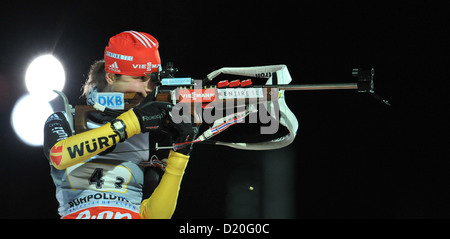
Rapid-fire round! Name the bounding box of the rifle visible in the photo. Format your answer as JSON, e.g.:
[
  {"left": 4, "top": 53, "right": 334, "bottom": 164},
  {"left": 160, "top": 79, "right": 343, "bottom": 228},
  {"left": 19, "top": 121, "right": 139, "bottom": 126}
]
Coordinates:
[{"left": 54, "top": 63, "right": 389, "bottom": 151}]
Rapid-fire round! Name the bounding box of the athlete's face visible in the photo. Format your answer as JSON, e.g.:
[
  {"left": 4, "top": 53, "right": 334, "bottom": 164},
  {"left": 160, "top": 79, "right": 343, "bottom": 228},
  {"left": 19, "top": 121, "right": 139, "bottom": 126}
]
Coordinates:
[{"left": 106, "top": 73, "right": 156, "bottom": 97}]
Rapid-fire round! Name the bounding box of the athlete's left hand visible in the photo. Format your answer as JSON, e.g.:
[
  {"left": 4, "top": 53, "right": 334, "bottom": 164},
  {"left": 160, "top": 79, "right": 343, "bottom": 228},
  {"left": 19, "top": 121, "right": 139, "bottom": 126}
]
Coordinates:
[{"left": 167, "top": 105, "right": 197, "bottom": 156}]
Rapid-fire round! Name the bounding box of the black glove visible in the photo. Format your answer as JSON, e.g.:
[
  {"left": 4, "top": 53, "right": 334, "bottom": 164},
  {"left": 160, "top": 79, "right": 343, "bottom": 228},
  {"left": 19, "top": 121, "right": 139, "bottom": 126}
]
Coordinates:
[
  {"left": 167, "top": 105, "right": 197, "bottom": 155},
  {"left": 133, "top": 94, "right": 173, "bottom": 133}
]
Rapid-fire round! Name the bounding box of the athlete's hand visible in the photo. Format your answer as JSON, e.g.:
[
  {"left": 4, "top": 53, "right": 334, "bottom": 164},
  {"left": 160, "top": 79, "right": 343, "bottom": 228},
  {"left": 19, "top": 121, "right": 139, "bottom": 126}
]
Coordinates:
[
  {"left": 133, "top": 94, "right": 173, "bottom": 133},
  {"left": 167, "top": 105, "right": 197, "bottom": 156}
]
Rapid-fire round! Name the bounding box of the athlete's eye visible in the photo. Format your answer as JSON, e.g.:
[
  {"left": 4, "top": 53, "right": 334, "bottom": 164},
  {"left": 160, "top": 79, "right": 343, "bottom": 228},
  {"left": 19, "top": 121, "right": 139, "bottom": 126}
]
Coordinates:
[{"left": 133, "top": 76, "right": 149, "bottom": 82}]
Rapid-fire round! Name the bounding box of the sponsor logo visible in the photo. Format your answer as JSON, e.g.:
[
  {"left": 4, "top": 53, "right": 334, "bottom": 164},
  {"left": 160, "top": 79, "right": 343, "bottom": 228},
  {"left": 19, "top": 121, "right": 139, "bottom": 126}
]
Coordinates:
[
  {"left": 63, "top": 206, "right": 140, "bottom": 219},
  {"left": 95, "top": 92, "right": 124, "bottom": 110},
  {"left": 108, "top": 62, "right": 120, "bottom": 72},
  {"left": 67, "top": 134, "right": 119, "bottom": 159},
  {"left": 255, "top": 72, "right": 272, "bottom": 78},
  {"left": 132, "top": 63, "right": 148, "bottom": 69},
  {"left": 63, "top": 193, "right": 139, "bottom": 219},
  {"left": 148, "top": 62, "right": 160, "bottom": 71},
  {"left": 178, "top": 89, "right": 216, "bottom": 103},
  {"left": 106, "top": 51, "right": 133, "bottom": 61},
  {"left": 68, "top": 192, "right": 130, "bottom": 208},
  {"left": 217, "top": 88, "right": 264, "bottom": 99},
  {"left": 50, "top": 146, "right": 63, "bottom": 166},
  {"left": 132, "top": 62, "right": 160, "bottom": 71}
]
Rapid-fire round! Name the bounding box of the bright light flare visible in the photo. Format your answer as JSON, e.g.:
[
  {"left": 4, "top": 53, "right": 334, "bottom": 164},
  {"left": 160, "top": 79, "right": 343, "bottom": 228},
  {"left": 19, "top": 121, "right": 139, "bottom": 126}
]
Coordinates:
[
  {"left": 11, "top": 94, "right": 54, "bottom": 146},
  {"left": 25, "top": 54, "right": 65, "bottom": 101}
]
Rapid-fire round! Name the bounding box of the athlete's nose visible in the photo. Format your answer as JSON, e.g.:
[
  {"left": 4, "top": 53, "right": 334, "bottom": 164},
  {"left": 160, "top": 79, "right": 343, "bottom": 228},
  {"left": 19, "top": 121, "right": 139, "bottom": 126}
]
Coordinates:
[
  {"left": 146, "top": 78, "right": 156, "bottom": 93},
  {"left": 145, "top": 81, "right": 152, "bottom": 92}
]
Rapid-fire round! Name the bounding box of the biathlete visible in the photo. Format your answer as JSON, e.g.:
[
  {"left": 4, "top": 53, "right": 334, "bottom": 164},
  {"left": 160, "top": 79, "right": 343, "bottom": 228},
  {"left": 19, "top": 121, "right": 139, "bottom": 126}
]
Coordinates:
[{"left": 43, "top": 30, "right": 194, "bottom": 219}]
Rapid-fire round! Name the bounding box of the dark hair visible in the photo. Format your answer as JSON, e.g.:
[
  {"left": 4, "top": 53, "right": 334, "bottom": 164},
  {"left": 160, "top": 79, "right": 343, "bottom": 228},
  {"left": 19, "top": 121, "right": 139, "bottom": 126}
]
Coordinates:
[{"left": 81, "top": 60, "right": 108, "bottom": 98}]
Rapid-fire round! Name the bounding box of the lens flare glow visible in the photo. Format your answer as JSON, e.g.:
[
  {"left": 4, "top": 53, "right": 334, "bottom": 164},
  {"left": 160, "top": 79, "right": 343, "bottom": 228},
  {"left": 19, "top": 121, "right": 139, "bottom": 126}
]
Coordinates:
[
  {"left": 25, "top": 54, "right": 65, "bottom": 101},
  {"left": 11, "top": 94, "right": 54, "bottom": 146}
]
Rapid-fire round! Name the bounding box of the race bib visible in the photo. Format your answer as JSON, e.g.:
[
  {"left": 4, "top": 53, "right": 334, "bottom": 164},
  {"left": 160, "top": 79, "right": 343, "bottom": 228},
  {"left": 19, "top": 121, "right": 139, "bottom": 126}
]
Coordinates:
[{"left": 66, "top": 162, "right": 132, "bottom": 193}]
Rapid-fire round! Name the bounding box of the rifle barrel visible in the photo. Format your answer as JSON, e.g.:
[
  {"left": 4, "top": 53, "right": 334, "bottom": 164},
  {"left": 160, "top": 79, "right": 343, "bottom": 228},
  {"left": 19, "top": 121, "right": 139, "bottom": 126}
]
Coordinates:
[{"left": 262, "top": 83, "right": 358, "bottom": 91}]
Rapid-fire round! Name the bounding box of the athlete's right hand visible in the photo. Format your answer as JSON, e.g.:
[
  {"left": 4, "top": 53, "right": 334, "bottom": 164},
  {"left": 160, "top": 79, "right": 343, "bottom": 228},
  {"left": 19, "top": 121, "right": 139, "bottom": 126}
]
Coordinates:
[{"left": 133, "top": 95, "right": 173, "bottom": 133}]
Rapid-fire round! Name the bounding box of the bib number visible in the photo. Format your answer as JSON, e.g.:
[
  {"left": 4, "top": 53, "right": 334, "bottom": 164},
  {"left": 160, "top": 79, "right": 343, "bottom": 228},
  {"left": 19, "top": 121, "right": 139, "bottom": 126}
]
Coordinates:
[{"left": 67, "top": 162, "right": 132, "bottom": 193}]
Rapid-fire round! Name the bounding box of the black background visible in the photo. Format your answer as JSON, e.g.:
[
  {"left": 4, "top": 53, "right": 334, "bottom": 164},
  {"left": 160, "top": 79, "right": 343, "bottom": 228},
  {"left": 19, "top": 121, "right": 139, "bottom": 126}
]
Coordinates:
[{"left": 0, "top": 1, "right": 448, "bottom": 219}]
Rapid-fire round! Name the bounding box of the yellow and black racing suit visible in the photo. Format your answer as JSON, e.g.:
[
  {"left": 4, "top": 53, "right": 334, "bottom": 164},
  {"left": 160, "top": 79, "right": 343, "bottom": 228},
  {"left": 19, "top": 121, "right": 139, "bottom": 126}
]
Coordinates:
[{"left": 43, "top": 109, "right": 188, "bottom": 219}]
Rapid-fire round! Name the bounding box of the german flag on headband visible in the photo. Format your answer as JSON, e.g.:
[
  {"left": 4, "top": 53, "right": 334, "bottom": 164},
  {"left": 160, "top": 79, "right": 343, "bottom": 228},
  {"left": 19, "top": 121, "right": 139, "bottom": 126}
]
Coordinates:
[{"left": 104, "top": 31, "right": 161, "bottom": 76}]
